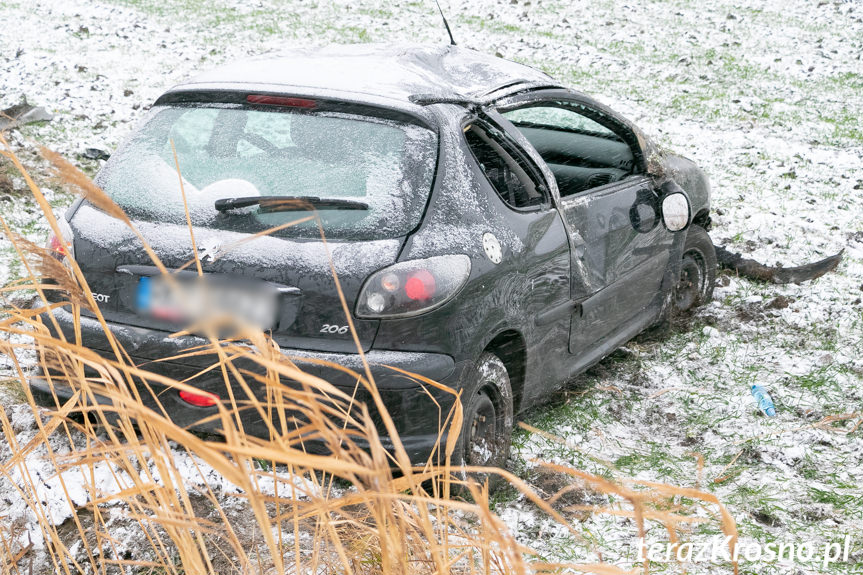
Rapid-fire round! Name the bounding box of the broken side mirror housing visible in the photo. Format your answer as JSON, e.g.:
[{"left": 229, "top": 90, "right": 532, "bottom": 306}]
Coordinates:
[{"left": 659, "top": 181, "right": 691, "bottom": 232}]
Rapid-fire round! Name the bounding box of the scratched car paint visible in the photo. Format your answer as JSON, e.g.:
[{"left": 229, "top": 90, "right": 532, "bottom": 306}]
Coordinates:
[{"left": 34, "top": 44, "right": 716, "bottom": 470}]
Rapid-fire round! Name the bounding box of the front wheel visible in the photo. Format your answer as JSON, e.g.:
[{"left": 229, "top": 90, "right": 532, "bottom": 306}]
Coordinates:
[
  {"left": 673, "top": 225, "right": 717, "bottom": 313},
  {"left": 451, "top": 352, "right": 514, "bottom": 490}
]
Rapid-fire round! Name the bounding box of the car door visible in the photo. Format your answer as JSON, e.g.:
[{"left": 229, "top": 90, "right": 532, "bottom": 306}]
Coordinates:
[
  {"left": 496, "top": 94, "right": 674, "bottom": 355},
  {"left": 457, "top": 118, "right": 574, "bottom": 395}
]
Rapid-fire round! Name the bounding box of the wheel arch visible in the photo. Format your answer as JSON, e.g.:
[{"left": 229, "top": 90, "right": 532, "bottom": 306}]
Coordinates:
[
  {"left": 482, "top": 329, "right": 527, "bottom": 413},
  {"left": 692, "top": 208, "right": 711, "bottom": 231}
]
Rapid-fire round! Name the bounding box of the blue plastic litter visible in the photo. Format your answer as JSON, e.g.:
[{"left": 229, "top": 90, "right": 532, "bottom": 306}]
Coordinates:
[{"left": 751, "top": 385, "right": 777, "bottom": 417}]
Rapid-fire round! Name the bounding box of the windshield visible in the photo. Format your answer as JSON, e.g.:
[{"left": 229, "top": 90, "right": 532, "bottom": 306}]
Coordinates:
[{"left": 95, "top": 105, "right": 438, "bottom": 240}]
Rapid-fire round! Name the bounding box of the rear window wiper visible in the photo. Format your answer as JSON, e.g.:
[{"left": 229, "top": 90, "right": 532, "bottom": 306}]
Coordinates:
[{"left": 214, "top": 196, "right": 369, "bottom": 213}]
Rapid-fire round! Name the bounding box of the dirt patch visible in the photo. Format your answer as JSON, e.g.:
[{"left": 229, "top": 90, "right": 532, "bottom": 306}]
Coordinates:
[
  {"left": 750, "top": 509, "right": 782, "bottom": 527},
  {"left": 528, "top": 467, "right": 597, "bottom": 520},
  {"left": 766, "top": 295, "right": 794, "bottom": 309}
]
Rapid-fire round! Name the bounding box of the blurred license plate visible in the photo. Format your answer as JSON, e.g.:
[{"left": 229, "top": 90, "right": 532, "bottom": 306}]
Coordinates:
[{"left": 136, "top": 275, "right": 279, "bottom": 330}]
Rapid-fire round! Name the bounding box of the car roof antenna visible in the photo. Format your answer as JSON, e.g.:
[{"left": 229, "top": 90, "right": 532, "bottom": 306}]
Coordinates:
[{"left": 434, "top": 0, "right": 457, "bottom": 45}]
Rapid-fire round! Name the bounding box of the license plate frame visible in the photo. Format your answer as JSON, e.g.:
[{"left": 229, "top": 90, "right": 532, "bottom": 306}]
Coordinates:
[{"left": 136, "top": 274, "right": 280, "bottom": 331}]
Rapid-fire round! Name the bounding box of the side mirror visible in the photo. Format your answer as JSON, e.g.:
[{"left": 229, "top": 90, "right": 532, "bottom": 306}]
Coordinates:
[
  {"left": 661, "top": 192, "right": 691, "bottom": 232},
  {"left": 659, "top": 181, "right": 691, "bottom": 232}
]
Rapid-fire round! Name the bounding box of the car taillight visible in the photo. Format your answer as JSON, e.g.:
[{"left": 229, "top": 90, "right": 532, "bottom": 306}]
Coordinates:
[
  {"left": 48, "top": 233, "right": 68, "bottom": 257},
  {"left": 46, "top": 219, "right": 75, "bottom": 261},
  {"left": 179, "top": 390, "right": 219, "bottom": 407},
  {"left": 356, "top": 255, "right": 471, "bottom": 319}
]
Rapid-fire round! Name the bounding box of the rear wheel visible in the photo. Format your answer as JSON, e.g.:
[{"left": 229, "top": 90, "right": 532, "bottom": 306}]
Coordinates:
[
  {"left": 451, "top": 352, "right": 513, "bottom": 492},
  {"left": 674, "top": 225, "right": 717, "bottom": 313}
]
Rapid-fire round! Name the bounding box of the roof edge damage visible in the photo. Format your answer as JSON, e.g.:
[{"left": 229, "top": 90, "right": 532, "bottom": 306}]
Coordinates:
[{"left": 162, "top": 44, "right": 557, "bottom": 105}]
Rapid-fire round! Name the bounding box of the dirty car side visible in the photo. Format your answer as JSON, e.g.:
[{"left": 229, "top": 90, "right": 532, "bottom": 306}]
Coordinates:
[{"left": 33, "top": 45, "right": 711, "bottom": 467}]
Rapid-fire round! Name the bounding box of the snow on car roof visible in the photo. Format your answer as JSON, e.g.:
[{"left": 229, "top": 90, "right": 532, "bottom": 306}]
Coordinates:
[{"left": 164, "top": 43, "right": 558, "bottom": 104}]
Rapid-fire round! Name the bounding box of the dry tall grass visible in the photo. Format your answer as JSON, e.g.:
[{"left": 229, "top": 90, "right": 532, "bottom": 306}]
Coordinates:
[{"left": 0, "top": 136, "right": 739, "bottom": 575}]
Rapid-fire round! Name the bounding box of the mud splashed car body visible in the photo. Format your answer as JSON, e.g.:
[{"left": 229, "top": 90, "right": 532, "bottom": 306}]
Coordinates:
[{"left": 33, "top": 44, "right": 713, "bottom": 467}]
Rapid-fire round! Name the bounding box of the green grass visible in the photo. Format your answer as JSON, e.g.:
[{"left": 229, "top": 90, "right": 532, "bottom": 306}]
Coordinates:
[
  {"left": 0, "top": 378, "right": 28, "bottom": 404},
  {"left": 808, "top": 487, "right": 859, "bottom": 513}
]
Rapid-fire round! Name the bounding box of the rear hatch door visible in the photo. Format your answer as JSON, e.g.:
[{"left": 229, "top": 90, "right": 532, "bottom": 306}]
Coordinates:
[
  {"left": 69, "top": 96, "right": 438, "bottom": 359},
  {"left": 71, "top": 205, "right": 400, "bottom": 356}
]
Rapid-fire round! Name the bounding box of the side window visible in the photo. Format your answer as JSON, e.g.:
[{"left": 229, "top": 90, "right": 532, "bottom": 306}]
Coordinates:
[
  {"left": 502, "top": 103, "right": 639, "bottom": 197},
  {"left": 505, "top": 106, "right": 615, "bottom": 138},
  {"left": 464, "top": 124, "right": 545, "bottom": 210}
]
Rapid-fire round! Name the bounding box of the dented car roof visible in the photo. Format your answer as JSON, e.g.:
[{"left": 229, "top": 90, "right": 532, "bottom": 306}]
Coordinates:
[{"left": 163, "top": 44, "right": 561, "bottom": 104}]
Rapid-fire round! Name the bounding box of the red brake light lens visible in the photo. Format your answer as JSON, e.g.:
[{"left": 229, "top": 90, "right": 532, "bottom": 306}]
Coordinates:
[
  {"left": 48, "top": 233, "right": 67, "bottom": 256},
  {"left": 404, "top": 269, "right": 436, "bottom": 301},
  {"left": 179, "top": 390, "right": 219, "bottom": 407},
  {"left": 45, "top": 220, "right": 75, "bottom": 262},
  {"left": 246, "top": 95, "right": 317, "bottom": 108}
]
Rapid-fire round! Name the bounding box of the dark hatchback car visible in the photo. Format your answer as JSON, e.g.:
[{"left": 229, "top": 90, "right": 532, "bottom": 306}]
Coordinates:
[{"left": 34, "top": 44, "right": 716, "bottom": 468}]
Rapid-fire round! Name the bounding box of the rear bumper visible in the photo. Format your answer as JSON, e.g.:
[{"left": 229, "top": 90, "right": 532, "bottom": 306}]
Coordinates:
[{"left": 32, "top": 305, "right": 466, "bottom": 464}]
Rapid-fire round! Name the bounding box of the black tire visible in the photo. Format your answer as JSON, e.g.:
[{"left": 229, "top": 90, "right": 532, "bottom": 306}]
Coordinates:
[
  {"left": 451, "top": 352, "right": 514, "bottom": 491},
  {"left": 673, "top": 225, "right": 717, "bottom": 313}
]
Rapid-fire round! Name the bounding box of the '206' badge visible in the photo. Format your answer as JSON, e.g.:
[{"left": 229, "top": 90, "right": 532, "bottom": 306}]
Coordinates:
[{"left": 320, "top": 324, "right": 349, "bottom": 335}]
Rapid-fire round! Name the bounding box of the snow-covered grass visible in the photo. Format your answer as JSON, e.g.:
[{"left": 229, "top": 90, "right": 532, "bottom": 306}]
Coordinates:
[{"left": 1, "top": 0, "right": 862, "bottom": 574}]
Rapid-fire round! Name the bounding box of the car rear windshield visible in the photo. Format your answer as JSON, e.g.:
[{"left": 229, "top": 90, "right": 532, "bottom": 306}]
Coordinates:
[{"left": 95, "top": 104, "right": 438, "bottom": 240}]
